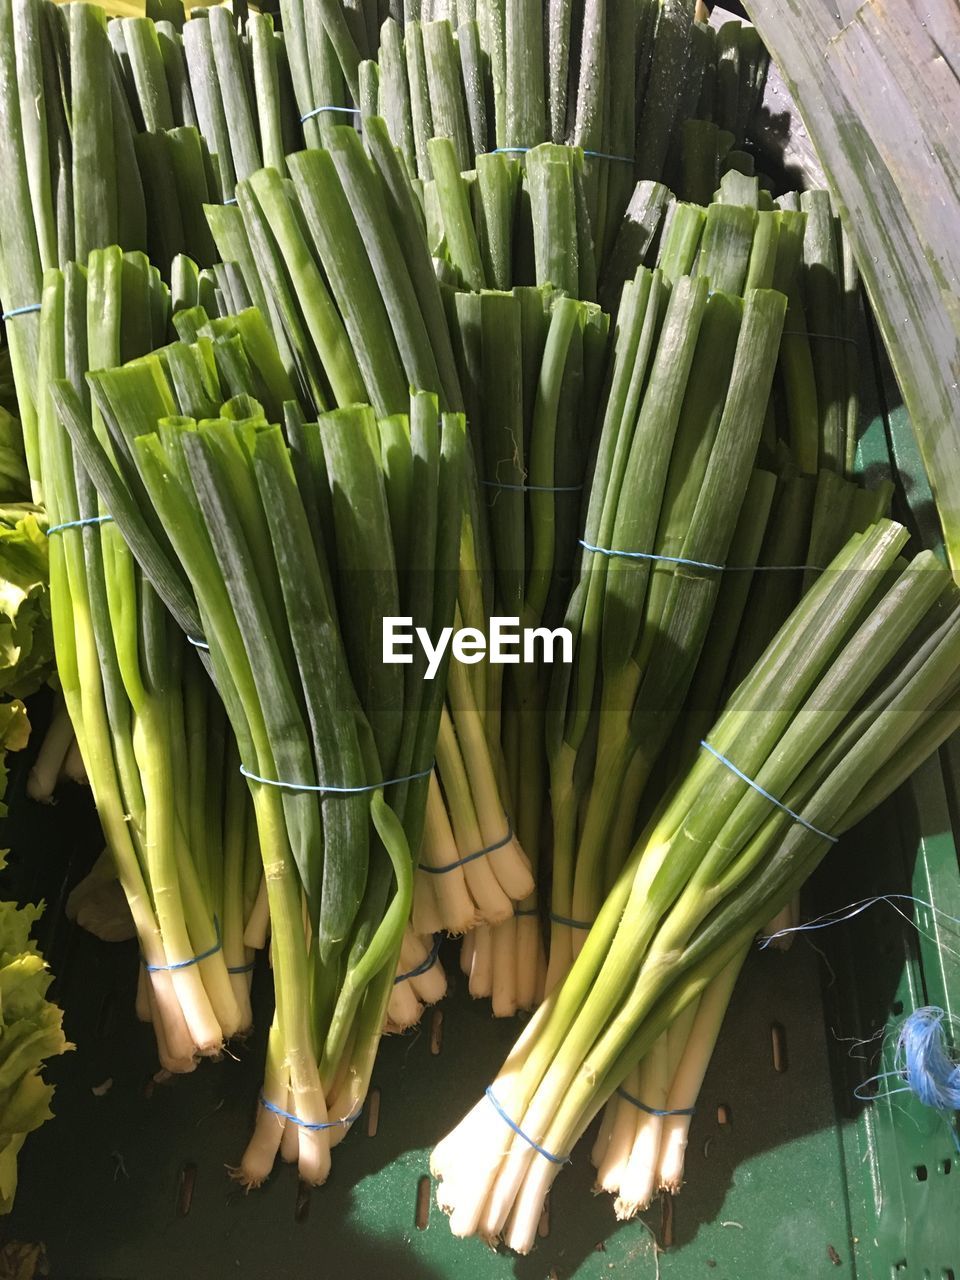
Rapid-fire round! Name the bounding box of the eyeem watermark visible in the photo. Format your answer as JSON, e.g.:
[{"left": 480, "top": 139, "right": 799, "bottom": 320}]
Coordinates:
[{"left": 383, "top": 617, "right": 573, "bottom": 680}]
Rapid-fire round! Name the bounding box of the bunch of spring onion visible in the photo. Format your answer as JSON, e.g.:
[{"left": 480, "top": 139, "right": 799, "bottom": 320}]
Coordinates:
[
  {"left": 37, "top": 250, "right": 258, "bottom": 1069},
  {"left": 543, "top": 168, "right": 867, "bottom": 981},
  {"left": 424, "top": 136, "right": 599, "bottom": 299},
  {"left": 545, "top": 203, "right": 788, "bottom": 987},
  {"left": 433, "top": 519, "right": 960, "bottom": 1249},
  {"left": 592, "top": 471, "right": 895, "bottom": 1205},
  {"left": 206, "top": 129, "right": 537, "bottom": 961},
  {"left": 54, "top": 314, "right": 465, "bottom": 1185},
  {"left": 434, "top": 282, "right": 606, "bottom": 1013},
  {"left": 361, "top": 1, "right": 767, "bottom": 261},
  {"left": 110, "top": 4, "right": 303, "bottom": 202},
  {"left": 0, "top": 0, "right": 305, "bottom": 365},
  {"left": 0, "top": 0, "right": 145, "bottom": 497}
]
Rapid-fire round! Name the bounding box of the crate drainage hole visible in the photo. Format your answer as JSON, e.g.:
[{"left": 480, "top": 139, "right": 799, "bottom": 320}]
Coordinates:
[
  {"left": 429, "top": 1009, "right": 444, "bottom": 1056},
  {"left": 294, "top": 1179, "right": 311, "bottom": 1223},
  {"left": 770, "top": 1021, "right": 788, "bottom": 1073},
  {"left": 716, "top": 1103, "right": 731, "bottom": 1126},
  {"left": 942, "top": 1269, "right": 955, "bottom": 1280},
  {"left": 176, "top": 1162, "right": 196, "bottom": 1217},
  {"left": 366, "top": 1086, "right": 381, "bottom": 1138},
  {"left": 659, "top": 1192, "right": 674, "bottom": 1249},
  {"left": 915, "top": 1164, "right": 928, "bottom": 1182},
  {"left": 538, "top": 1194, "right": 550, "bottom": 1239},
  {"left": 892, "top": 999, "right": 904, "bottom": 1015},
  {"left": 95, "top": 990, "right": 117, "bottom": 1038},
  {"left": 415, "top": 1175, "right": 431, "bottom": 1230},
  {"left": 941, "top": 1158, "right": 952, "bottom": 1176}
]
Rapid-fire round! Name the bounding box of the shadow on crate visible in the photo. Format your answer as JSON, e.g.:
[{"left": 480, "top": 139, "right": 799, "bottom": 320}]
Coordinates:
[{"left": 0, "top": 690, "right": 939, "bottom": 1279}]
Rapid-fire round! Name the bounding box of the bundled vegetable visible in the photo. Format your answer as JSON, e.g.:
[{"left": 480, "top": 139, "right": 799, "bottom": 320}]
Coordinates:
[
  {"left": 207, "top": 127, "right": 538, "bottom": 992},
  {"left": 37, "top": 250, "right": 257, "bottom": 1069},
  {"left": 363, "top": 3, "right": 767, "bottom": 260},
  {"left": 545, "top": 240, "right": 787, "bottom": 985},
  {"left": 53, "top": 315, "right": 466, "bottom": 1184},
  {"left": 433, "top": 520, "right": 960, "bottom": 1250}
]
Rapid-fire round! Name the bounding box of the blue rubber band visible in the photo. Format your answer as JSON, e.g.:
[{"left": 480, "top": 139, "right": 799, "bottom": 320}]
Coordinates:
[
  {"left": 578, "top": 539, "right": 818, "bottom": 573},
  {"left": 482, "top": 479, "right": 583, "bottom": 493},
  {"left": 144, "top": 916, "right": 222, "bottom": 972},
  {"left": 582, "top": 149, "right": 634, "bottom": 164},
  {"left": 227, "top": 960, "right": 255, "bottom": 974},
  {"left": 2, "top": 302, "right": 41, "bottom": 321},
  {"left": 239, "top": 762, "right": 432, "bottom": 795},
  {"left": 394, "top": 932, "right": 443, "bottom": 984},
  {"left": 700, "top": 740, "right": 837, "bottom": 843},
  {"left": 301, "top": 104, "right": 361, "bottom": 123},
  {"left": 484, "top": 1087, "right": 569, "bottom": 1165},
  {"left": 550, "top": 911, "right": 593, "bottom": 930},
  {"left": 187, "top": 635, "right": 210, "bottom": 651},
  {"left": 490, "top": 147, "right": 529, "bottom": 155},
  {"left": 259, "top": 1094, "right": 362, "bottom": 1131},
  {"left": 616, "top": 1086, "right": 695, "bottom": 1117},
  {"left": 419, "top": 820, "right": 513, "bottom": 875},
  {"left": 514, "top": 907, "right": 539, "bottom": 918},
  {"left": 46, "top": 514, "right": 114, "bottom": 537},
  {"left": 223, "top": 196, "right": 238, "bottom": 206}
]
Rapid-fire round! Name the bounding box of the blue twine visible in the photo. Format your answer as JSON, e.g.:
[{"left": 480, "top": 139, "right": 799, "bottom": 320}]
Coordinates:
[
  {"left": 224, "top": 197, "right": 238, "bottom": 206},
  {"left": 228, "top": 960, "right": 255, "bottom": 974},
  {"left": 760, "top": 893, "right": 960, "bottom": 950},
  {"left": 260, "top": 1094, "right": 362, "bottom": 1131},
  {"left": 2, "top": 302, "right": 41, "bottom": 321},
  {"left": 394, "top": 932, "right": 443, "bottom": 984},
  {"left": 515, "top": 907, "right": 539, "bottom": 918},
  {"left": 144, "top": 916, "right": 222, "bottom": 972},
  {"left": 583, "top": 148, "right": 634, "bottom": 164},
  {"left": 489, "top": 146, "right": 632, "bottom": 165},
  {"left": 578, "top": 538, "right": 817, "bottom": 574},
  {"left": 855, "top": 1007, "right": 960, "bottom": 1152},
  {"left": 484, "top": 1087, "right": 569, "bottom": 1165},
  {"left": 699, "top": 740, "right": 837, "bottom": 844},
  {"left": 187, "top": 635, "right": 210, "bottom": 652},
  {"left": 616, "top": 1086, "right": 696, "bottom": 1118},
  {"left": 580, "top": 538, "right": 726, "bottom": 572},
  {"left": 239, "top": 762, "right": 432, "bottom": 795},
  {"left": 46, "top": 514, "right": 114, "bottom": 537},
  {"left": 550, "top": 911, "right": 593, "bottom": 930},
  {"left": 419, "top": 820, "right": 513, "bottom": 875},
  {"left": 784, "top": 329, "right": 857, "bottom": 347},
  {"left": 482, "top": 479, "right": 583, "bottom": 494},
  {"left": 301, "top": 104, "right": 361, "bottom": 123}
]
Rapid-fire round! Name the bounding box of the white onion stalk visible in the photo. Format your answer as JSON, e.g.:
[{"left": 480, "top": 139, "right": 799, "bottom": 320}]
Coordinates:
[
  {"left": 656, "top": 948, "right": 747, "bottom": 1195},
  {"left": 60, "top": 732, "right": 88, "bottom": 784},
  {"left": 385, "top": 927, "right": 447, "bottom": 1030},
  {"left": 593, "top": 1069, "right": 640, "bottom": 1193},
  {"left": 614, "top": 997, "right": 700, "bottom": 1217},
  {"left": 26, "top": 696, "right": 73, "bottom": 802},
  {"left": 761, "top": 894, "right": 800, "bottom": 950},
  {"left": 467, "top": 923, "right": 494, "bottom": 997},
  {"left": 412, "top": 768, "right": 479, "bottom": 935}
]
